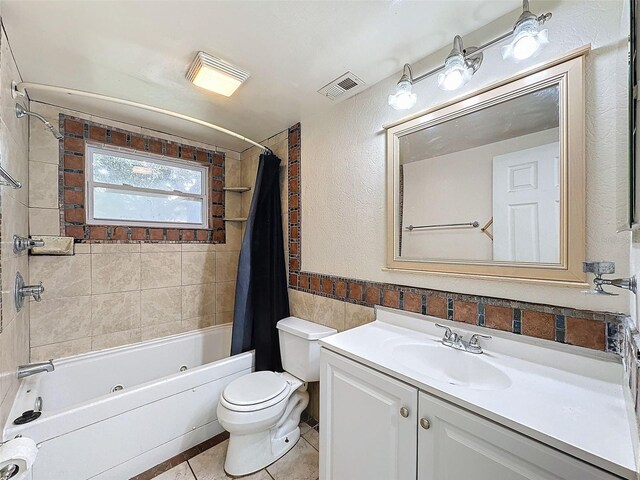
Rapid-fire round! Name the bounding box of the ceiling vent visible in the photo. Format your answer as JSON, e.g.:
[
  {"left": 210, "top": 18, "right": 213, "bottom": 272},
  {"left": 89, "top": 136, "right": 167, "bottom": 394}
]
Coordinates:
[{"left": 318, "top": 72, "right": 365, "bottom": 101}]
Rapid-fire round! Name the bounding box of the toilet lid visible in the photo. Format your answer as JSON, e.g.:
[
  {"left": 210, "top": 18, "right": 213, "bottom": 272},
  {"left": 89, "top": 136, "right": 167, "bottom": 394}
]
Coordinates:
[{"left": 222, "top": 371, "right": 290, "bottom": 407}]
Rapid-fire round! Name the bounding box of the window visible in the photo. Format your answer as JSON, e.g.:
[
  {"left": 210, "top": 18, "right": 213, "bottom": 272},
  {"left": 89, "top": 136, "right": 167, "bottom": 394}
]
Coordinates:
[{"left": 85, "top": 144, "right": 209, "bottom": 229}]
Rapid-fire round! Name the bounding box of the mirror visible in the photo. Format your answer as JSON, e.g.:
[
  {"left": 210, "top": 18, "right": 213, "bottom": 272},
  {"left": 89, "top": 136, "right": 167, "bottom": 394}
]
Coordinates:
[{"left": 386, "top": 54, "right": 586, "bottom": 285}]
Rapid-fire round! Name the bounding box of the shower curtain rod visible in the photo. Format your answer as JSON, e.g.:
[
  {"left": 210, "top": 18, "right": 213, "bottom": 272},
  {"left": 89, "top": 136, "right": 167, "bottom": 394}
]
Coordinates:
[{"left": 12, "top": 81, "right": 272, "bottom": 153}]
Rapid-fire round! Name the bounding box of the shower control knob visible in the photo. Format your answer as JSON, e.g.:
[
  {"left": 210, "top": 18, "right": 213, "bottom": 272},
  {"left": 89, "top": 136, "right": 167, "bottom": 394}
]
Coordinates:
[
  {"left": 420, "top": 418, "right": 431, "bottom": 430},
  {"left": 400, "top": 407, "right": 409, "bottom": 418}
]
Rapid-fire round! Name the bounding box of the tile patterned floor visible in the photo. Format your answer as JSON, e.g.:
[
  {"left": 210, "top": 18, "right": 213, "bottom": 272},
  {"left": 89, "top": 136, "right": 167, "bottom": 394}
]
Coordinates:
[{"left": 151, "top": 422, "right": 320, "bottom": 480}]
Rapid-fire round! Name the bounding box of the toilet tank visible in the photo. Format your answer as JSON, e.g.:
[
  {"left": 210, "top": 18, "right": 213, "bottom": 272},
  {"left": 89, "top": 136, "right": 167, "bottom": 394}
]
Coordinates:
[{"left": 277, "top": 317, "right": 337, "bottom": 382}]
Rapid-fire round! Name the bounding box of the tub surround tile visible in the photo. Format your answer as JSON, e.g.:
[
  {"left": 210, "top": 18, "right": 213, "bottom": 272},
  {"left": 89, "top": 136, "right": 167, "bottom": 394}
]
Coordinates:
[
  {"left": 91, "top": 328, "right": 142, "bottom": 351},
  {"left": 215, "top": 312, "right": 233, "bottom": 325},
  {"left": 141, "top": 243, "right": 182, "bottom": 253},
  {"left": 215, "top": 282, "right": 236, "bottom": 314},
  {"left": 182, "top": 283, "right": 216, "bottom": 319},
  {"left": 29, "top": 161, "right": 59, "bottom": 209},
  {"left": 215, "top": 251, "right": 239, "bottom": 283},
  {"left": 182, "top": 251, "right": 216, "bottom": 285},
  {"left": 91, "top": 291, "right": 141, "bottom": 335},
  {"left": 181, "top": 244, "right": 217, "bottom": 253},
  {"left": 30, "top": 337, "right": 92, "bottom": 362},
  {"left": 30, "top": 296, "right": 92, "bottom": 346},
  {"left": 141, "top": 322, "right": 186, "bottom": 341},
  {"left": 91, "top": 243, "right": 141, "bottom": 254},
  {"left": 142, "top": 252, "right": 182, "bottom": 289},
  {"left": 29, "top": 254, "right": 91, "bottom": 298},
  {"left": 92, "top": 253, "right": 141, "bottom": 293},
  {"left": 141, "top": 287, "right": 182, "bottom": 326},
  {"left": 29, "top": 208, "right": 61, "bottom": 236},
  {"left": 182, "top": 315, "right": 216, "bottom": 329}
]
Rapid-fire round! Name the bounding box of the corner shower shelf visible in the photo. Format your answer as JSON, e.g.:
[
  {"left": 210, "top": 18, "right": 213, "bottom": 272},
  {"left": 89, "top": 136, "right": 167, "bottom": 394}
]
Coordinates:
[
  {"left": 224, "top": 186, "right": 251, "bottom": 192},
  {"left": 224, "top": 218, "right": 248, "bottom": 222}
]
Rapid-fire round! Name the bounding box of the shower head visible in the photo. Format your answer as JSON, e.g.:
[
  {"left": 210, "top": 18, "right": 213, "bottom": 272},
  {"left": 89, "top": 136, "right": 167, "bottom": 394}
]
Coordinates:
[{"left": 15, "top": 103, "right": 63, "bottom": 140}]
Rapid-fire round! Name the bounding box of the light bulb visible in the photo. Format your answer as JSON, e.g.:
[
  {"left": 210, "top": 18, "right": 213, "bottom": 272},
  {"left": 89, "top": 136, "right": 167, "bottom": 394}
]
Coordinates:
[
  {"left": 502, "top": 16, "right": 549, "bottom": 62},
  {"left": 437, "top": 54, "right": 472, "bottom": 91},
  {"left": 388, "top": 79, "right": 417, "bottom": 110}
]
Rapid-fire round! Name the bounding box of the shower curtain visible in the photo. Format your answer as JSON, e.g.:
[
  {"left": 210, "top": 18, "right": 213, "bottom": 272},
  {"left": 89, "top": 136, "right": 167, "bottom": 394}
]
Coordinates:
[{"left": 231, "top": 152, "right": 290, "bottom": 372}]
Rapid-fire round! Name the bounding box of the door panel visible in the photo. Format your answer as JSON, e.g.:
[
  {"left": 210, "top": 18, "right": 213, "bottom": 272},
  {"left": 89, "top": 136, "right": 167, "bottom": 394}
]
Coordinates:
[
  {"left": 320, "top": 349, "right": 417, "bottom": 480},
  {"left": 418, "top": 392, "right": 619, "bottom": 480}
]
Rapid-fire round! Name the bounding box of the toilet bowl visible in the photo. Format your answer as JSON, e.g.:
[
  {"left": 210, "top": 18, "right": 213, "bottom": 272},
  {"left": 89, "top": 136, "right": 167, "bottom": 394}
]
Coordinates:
[{"left": 217, "top": 316, "right": 336, "bottom": 476}]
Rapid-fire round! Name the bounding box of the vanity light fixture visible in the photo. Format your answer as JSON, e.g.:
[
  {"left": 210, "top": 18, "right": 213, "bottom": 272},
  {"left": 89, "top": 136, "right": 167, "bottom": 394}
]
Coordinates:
[
  {"left": 502, "top": 0, "right": 551, "bottom": 62},
  {"left": 388, "top": 64, "right": 417, "bottom": 110},
  {"left": 437, "top": 36, "right": 482, "bottom": 91},
  {"left": 386, "top": 0, "right": 552, "bottom": 107},
  {"left": 186, "top": 51, "right": 250, "bottom": 97}
]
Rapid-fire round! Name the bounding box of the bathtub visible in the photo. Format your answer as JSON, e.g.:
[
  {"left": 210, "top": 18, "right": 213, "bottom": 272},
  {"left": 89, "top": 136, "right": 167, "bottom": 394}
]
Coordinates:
[{"left": 3, "top": 324, "right": 253, "bottom": 479}]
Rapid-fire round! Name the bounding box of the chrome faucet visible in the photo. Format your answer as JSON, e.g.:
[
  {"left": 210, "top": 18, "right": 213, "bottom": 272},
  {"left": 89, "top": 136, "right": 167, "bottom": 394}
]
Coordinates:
[
  {"left": 17, "top": 360, "right": 54, "bottom": 379},
  {"left": 435, "top": 324, "right": 491, "bottom": 354}
]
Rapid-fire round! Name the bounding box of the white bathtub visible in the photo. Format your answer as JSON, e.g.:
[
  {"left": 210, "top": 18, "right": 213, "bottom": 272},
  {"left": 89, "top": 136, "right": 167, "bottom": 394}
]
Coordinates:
[{"left": 3, "top": 324, "right": 253, "bottom": 479}]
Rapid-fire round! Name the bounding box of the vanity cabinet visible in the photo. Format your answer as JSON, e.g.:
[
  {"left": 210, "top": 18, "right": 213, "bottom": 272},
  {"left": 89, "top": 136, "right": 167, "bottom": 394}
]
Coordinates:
[{"left": 320, "top": 349, "right": 621, "bottom": 480}]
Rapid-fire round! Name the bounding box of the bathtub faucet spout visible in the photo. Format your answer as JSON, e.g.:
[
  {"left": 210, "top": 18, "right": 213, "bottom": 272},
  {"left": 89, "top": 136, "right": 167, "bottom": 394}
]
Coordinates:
[{"left": 17, "top": 359, "right": 54, "bottom": 378}]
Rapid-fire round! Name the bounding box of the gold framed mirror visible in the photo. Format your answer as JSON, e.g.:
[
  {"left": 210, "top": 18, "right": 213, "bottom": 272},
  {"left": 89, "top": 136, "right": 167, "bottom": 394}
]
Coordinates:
[{"left": 386, "top": 52, "right": 586, "bottom": 285}]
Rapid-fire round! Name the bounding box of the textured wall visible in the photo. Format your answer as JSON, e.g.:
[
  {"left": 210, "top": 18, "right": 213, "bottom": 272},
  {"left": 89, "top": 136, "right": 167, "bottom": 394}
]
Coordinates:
[
  {"left": 300, "top": 1, "right": 631, "bottom": 314},
  {"left": 0, "top": 25, "right": 30, "bottom": 427},
  {"left": 27, "top": 103, "right": 243, "bottom": 360}
]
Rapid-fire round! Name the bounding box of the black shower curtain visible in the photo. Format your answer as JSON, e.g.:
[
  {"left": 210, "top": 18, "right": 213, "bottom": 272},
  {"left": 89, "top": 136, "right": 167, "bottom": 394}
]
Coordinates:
[{"left": 231, "top": 152, "right": 290, "bottom": 372}]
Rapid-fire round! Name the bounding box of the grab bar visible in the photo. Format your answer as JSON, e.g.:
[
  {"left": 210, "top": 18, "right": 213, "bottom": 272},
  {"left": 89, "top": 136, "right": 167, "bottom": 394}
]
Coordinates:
[
  {"left": 0, "top": 165, "right": 22, "bottom": 189},
  {"left": 406, "top": 221, "right": 479, "bottom": 231}
]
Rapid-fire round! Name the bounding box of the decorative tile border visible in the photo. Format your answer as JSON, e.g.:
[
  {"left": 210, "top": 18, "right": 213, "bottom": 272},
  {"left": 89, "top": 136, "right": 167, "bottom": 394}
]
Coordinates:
[
  {"left": 286, "top": 122, "right": 624, "bottom": 353},
  {"left": 59, "top": 114, "right": 225, "bottom": 243}
]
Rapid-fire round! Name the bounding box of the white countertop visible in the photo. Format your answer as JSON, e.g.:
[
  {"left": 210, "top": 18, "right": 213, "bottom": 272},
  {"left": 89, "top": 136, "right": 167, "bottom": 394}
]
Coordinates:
[{"left": 319, "top": 307, "right": 639, "bottom": 479}]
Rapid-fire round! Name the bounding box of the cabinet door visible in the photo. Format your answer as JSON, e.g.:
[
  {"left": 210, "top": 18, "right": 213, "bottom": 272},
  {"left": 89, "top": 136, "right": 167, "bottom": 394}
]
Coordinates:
[
  {"left": 418, "top": 392, "right": 619, "bottom": 480},
  {"left": 320, "top": 349, "right": 418, "bottom": 480}
]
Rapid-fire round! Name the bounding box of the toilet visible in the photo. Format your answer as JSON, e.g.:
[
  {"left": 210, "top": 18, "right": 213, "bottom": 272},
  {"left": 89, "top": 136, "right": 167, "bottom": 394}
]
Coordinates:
[{"left": 217, "top": 316, "right": 337, "bottom": 476}]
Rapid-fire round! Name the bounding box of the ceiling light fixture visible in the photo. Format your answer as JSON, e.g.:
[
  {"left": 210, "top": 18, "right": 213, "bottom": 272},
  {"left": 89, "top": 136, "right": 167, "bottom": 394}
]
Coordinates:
[
  {"left": 387, "top": 0, "right": 551, "bottom": 108},
  {"left": 388, "top": 64, "right": 417, "bottom": 110},
  {"left": 186, "top": 51, "right": 250, "bottom": 97},
  {"left": 502, "top": 0, "right": 551, "bottom": 62},
  {"left": 437, "top": 36, "right": 482, "bottom": 91}
]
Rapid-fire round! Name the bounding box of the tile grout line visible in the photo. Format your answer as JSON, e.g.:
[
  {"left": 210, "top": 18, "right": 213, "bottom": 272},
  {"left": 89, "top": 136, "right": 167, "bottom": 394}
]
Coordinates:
[{"left": 186, "top": 458, "right": 198, "bottom": 480}]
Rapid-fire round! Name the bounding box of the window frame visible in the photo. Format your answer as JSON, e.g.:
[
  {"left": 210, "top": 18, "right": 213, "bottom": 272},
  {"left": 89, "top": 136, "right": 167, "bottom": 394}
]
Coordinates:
[{"left": 85, "top": 143, "right": 210, "bottom": 230}]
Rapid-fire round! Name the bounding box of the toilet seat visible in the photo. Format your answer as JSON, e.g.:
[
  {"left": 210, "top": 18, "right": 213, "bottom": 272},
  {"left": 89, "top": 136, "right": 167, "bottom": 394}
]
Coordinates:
[{"left": 221, "top": 371, "right": 292, "bottom": 412}]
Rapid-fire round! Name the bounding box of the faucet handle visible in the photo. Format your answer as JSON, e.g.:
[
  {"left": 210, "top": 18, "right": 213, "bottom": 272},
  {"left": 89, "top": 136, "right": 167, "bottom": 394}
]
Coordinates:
[
  {"left": 435, "top": 323, "right": 452, "bottom": 340},
  {"left": 469, "top": 333, "right": 492, "bottom": 346}
]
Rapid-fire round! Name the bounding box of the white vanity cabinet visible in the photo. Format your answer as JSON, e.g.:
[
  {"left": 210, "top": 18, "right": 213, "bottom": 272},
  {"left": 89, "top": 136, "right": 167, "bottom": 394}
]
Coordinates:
[{"left": 320, "top": 348, "right": 622, "bottom": 480}]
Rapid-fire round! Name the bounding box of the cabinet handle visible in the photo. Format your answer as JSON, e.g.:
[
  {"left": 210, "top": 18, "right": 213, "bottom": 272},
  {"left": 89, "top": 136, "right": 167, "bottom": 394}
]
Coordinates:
[
  {"left": 400, "top": 407, "right": 409, "bottom": 418},
  {"left": 420, "top": 418, "right": 431, "bottom": 430}
]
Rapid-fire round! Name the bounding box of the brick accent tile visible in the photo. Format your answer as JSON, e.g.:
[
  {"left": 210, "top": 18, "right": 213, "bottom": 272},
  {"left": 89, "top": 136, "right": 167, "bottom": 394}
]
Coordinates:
[
  {"left": 148, "top": 139, "right": 163, "bottom": 154},
  {"left": 290, "top": 242, "right": 299, "bottom": 255},
  {"left": 485, "top": 305, "right": 513, "bottom": 332},
  {"left": 111, "top": 226, "right": 129, "bottom": 241},
  {"left": 64, "top": 136, "right": 84, "bottom": 153},
  {"left": 181, "top": 146, "right": 194, "bottom": 160},
  {"left": 289, "top": 194, "right": 299, "bottom": 209},
  {"left": 522, "top": 311, "right": 555, "bottom": 341},
  {"left": 290, "top": 273, "right": 299, "bottom": 287},
  {"left": 383, "top": 289, "right": 400, "bottom": 308},
  {"left": 427, "top": 294, "right": 447, "bottom": 318},
  {"left": 565, "top": 317, "right": 606, "bottom": 350},
  {"left": 64, "top": 207, "right": 85, "bottom": 223},
  {"left": 131, "top": 227, "right": 147, "bottom": 241},
  {"left": 310, "top": 276, "right": 321, "bottom": 292},
  {"left": 212, "top": 166, "right": 224, "bottom": 177},
  {"left": 213, "top": 230, "right": 225, "bottom": 243},
  {"left": 89, "top": 126, "right": 106, "bottom": 142},
  {"left": 300, "top": 275, "right": 310, "bottom": 289},
  {"left": 290, "top": 163, "right": 299, "bottom": 177},
  {"left": 64, "top": 172, "right": 84, "bottom": 187},
  {"left": 335, "top": 280, "right": 347, "bottom": 298},
  {"left": 348, "top": 283, "right": 363, "bottom": 301},
  {"left": 403, "top": 292, "right": 422, "bottom": 313},
  {"left": 64, "top": 118, "right": 84, "bottom": 136},
  {"left": 89, "top": 226, "right": 107, "bottom": 240},
  {"left": 196, "top": 150, "right": 208, "bottom": 163},
  {"left": 166, "top": 229, "right": 179, "bottom": 241},
  {"left": 212, "top": 205, "right": 224, "bottom": 216},
  {"left": 196, "top": 230, "right": 210, "bottom": 242},
  {"left": 182, "top": 230, "right": 195, "bottom": 241},
  {"left": 130, "top": 135, "right": 145, "bottom": 151},
  {"left": 64, "top": 154, "right": 84, "bottom": 170},
  {"left": 165, "top": 143, "right": 179, "bottom": 158},
  {"left": 211, "top": 191, "right": 223, "bottom": 203},
  {"left": 290, "top": 226, "right": 299, "bottom": 240},
  {"left": 364, "top": 286, "right": 380, "bottom": 306},
  {"left": 149, "top": 228, "right": 165, "bottom": 241},
  {"left": 213, "top": 153, "right": 224, "bottom": 166},
  {"left": 66, "top": 226, "right": 85, "bottom": 240},
  {"left": 454, "top": 301, "right": 477, "bottom": 324},
  {"left": 64, "top": 189, "right": 84, "bottom": 205},
  {"left": 110, "top": 130, "right": 127, "bottom": 147},
  {"left": 290, "top": 258, "right": 300, "bottom": 271},
  {"left": 322, "top": 278, "right": 333, "bottom": 295}
]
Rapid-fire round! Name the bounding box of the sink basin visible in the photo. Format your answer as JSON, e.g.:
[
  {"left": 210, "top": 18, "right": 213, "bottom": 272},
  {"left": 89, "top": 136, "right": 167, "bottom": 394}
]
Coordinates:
[{"left": 392, "top": 342, "right": 512, "bottom": 391}]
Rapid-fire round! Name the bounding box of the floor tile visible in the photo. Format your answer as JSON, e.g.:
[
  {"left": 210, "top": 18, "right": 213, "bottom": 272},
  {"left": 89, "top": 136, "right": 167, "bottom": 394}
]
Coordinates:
[
  {"left": 153, "top": 462, "right": 196, "bottom": 480},
  {"left": 266, "top": 438, "right": 319, "bottom": 480},
  {"left": 302, "top": 426, "right": 319, "bottom": 451},
  {"left": 188, "top": 440, "right": 272, "bottom": 480}
]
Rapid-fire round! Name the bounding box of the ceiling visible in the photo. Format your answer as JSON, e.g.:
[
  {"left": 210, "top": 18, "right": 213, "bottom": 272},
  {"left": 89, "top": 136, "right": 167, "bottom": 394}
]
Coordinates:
[
  {"left": 400, "top": 84, "right": 560, "bottom": 163},
  {"left": 2, "top": 0, "right": 521, "bottom": 152}
]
